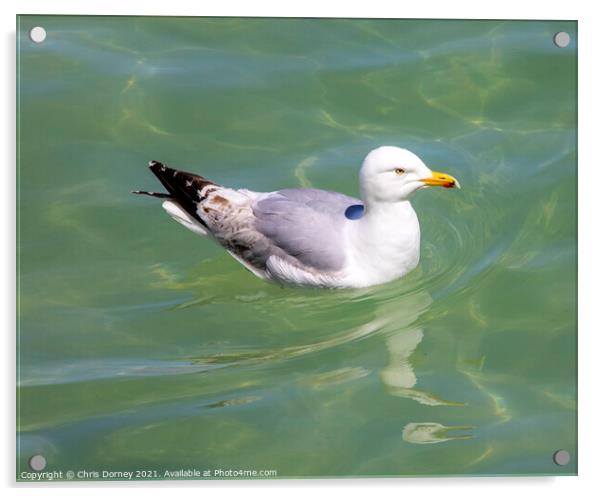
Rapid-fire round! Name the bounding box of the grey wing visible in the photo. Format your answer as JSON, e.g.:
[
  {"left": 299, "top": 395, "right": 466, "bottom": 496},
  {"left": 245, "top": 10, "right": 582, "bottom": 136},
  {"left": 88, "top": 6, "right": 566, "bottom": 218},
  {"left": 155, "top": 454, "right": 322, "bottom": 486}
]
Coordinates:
[{"left": 252, "top": 188, "right": 362, "bottom": 272}]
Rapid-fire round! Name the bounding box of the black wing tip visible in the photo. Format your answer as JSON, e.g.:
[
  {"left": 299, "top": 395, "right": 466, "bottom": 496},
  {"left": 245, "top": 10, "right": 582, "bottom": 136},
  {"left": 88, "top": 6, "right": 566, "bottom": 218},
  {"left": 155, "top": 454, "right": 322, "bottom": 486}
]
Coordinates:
[
  {"left": 134, "top": 161, "right": 178, "bottom": 200},
  {"left": 148, "top": 160, "right": 166, "bottom": 171},
  {"left": 132, "top": 190, "right": 171, "bottom": 198},
  {"left": 140, "top": 160, "right": 212, "bottom": 229}
]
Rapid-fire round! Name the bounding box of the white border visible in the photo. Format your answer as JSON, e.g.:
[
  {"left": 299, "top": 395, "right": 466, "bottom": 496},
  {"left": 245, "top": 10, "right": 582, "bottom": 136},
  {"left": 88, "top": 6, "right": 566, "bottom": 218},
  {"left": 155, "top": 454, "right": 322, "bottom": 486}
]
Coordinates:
[
  {"left": 0, "top": 0, "right": 588, "bottom": 19},
  {"left": 3, "top": 1, "right": 599, "bottom": 495}
]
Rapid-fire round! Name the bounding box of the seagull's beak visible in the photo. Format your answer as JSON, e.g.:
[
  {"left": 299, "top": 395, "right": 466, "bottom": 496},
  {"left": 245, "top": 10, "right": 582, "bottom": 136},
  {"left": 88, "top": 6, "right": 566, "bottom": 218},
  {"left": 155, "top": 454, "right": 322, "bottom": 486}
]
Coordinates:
[{"left": 420, "top": 171, "right": 461, "bottom": 189}]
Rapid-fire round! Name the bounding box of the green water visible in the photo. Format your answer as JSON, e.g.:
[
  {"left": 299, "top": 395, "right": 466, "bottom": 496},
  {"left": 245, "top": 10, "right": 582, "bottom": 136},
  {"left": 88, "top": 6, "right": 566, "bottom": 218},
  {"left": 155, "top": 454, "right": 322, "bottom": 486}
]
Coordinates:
[{"left": 17, "top": 16, "right": 577, "bottom": 479}]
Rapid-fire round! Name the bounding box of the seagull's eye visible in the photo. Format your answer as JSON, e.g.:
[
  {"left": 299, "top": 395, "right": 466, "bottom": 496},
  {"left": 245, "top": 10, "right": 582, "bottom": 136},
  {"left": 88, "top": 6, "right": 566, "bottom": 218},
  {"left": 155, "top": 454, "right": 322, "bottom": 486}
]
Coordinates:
[{"left": 394, "top": 168, "right": 405, "bottom": 175}]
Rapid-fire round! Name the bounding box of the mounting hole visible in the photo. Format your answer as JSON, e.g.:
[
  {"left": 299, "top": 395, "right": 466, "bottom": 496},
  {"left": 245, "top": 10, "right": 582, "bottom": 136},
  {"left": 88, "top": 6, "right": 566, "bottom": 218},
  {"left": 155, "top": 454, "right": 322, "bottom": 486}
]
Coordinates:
[
  {"left": 553, "top": 32, "right": 570, "bottom": 48},
  {"left": 29, "top": 454, "right": 47, "bottom": 471},
  {"left": 553, "top": 449, "right": 570, "bottom": 466},
  {"left": 29, "top": 26, "right": 46, "bottom": 43}
]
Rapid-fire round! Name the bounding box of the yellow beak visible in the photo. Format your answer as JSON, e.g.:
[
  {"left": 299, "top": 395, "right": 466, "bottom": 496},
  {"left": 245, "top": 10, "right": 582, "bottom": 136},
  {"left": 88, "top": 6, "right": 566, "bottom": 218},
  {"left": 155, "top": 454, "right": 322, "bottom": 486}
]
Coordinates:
[{"left": 420, "top": 171, "right": 461, "bottom": 189}]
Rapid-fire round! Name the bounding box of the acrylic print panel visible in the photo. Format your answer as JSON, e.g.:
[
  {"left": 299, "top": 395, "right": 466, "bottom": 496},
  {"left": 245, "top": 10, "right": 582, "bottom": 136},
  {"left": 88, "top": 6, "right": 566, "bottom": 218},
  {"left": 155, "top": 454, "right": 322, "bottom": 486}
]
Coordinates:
[{"left": 16, "top": 16, "right": 577, "bottom": 480}]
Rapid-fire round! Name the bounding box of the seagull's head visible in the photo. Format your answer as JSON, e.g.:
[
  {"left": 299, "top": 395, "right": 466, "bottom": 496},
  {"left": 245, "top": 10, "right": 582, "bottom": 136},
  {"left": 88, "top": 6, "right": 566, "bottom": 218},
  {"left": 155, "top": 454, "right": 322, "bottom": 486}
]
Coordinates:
[{"left": 359, "top": 146, "right": 460, "bottom": 203}]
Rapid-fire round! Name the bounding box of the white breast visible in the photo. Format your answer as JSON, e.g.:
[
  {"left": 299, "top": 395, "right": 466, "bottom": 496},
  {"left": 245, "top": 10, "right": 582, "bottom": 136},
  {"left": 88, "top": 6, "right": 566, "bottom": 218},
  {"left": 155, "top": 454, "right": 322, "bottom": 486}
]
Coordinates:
[{"left": 341, "top": 201, "right": 421, "bottom": 287}]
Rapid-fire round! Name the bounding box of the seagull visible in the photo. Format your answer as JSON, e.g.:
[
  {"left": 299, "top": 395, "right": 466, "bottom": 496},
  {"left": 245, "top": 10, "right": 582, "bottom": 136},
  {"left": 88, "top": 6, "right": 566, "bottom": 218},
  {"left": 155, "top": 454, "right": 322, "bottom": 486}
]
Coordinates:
[{"left": 133, "top": 146, "right": 460, "bottom": 288}]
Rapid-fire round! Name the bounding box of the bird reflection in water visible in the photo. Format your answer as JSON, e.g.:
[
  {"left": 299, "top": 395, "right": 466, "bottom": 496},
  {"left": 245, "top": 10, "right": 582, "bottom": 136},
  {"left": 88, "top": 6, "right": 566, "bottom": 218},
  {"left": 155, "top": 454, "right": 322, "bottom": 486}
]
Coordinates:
[{"left": 371, "top": 289, "right": 473, "bottom": 444}]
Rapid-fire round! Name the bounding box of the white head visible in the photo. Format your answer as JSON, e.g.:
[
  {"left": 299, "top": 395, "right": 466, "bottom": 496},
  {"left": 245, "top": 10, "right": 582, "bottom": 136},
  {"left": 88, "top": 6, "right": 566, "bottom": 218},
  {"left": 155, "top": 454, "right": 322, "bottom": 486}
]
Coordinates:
[{"left": 359, "top": 146, "right": 460, "bottom": 205}]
